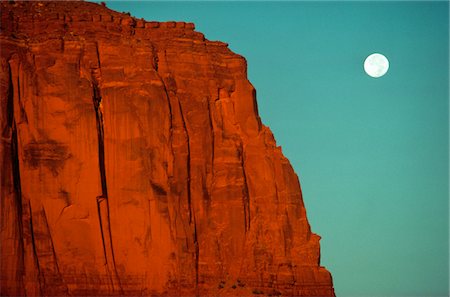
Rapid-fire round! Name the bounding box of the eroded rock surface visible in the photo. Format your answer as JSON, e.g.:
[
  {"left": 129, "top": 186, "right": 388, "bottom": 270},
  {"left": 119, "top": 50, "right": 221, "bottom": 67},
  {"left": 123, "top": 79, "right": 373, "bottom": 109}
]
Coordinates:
[{"left": 0, "top": 1, "right": 334, "bottom": 296}]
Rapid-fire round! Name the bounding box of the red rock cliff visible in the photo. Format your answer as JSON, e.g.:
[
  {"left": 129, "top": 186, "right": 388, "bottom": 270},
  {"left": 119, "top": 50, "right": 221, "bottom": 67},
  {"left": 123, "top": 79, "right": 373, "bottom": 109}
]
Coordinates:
[{"left": 0, "top": 1, "right": 334, "bottom": 296}]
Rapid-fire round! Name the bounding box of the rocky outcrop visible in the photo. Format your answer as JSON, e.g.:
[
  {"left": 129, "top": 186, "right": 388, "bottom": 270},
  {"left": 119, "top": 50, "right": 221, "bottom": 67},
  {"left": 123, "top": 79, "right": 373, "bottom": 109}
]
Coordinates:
[{"left": 0, "top": 1, "right": 334, "bottom": 296}]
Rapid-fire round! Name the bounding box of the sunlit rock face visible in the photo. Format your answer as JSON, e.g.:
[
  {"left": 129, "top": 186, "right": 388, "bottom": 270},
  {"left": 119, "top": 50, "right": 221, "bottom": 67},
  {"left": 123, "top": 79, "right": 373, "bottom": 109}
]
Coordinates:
[{"left": 0, "top": 1, "right": 334, "bottom": 296}]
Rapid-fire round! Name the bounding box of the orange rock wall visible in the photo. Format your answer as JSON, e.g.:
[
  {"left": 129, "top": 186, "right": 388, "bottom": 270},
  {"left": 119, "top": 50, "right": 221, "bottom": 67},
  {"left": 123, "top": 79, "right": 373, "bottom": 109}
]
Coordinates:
[{"left": 0, "top": 1, "right": 334, "bottom": 296}]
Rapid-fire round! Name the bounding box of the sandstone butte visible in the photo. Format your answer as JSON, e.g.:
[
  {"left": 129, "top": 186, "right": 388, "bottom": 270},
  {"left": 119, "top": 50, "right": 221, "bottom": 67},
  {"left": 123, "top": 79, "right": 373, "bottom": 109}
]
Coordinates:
[{"left": 0, "top": 1, "right": 335, "bottom": 296}]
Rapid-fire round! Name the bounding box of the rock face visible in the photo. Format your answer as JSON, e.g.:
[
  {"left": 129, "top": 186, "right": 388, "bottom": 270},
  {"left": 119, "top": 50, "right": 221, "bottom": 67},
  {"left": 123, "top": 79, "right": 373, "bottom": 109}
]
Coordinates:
[{"left": 0, "top": 1, "right": 334, "bottom": 296}]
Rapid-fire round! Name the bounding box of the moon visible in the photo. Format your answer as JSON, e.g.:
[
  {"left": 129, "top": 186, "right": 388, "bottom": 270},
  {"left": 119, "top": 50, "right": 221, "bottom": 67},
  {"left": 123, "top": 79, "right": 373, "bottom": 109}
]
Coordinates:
[{"left": 364, "top": 53, "right": 389, "bottom": 78}]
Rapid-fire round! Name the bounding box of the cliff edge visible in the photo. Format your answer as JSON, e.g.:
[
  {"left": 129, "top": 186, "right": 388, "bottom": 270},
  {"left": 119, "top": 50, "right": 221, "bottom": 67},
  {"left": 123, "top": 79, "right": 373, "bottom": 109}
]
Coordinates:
[{"left": 0, "top": 1, "right": 335, "bottom": 296}]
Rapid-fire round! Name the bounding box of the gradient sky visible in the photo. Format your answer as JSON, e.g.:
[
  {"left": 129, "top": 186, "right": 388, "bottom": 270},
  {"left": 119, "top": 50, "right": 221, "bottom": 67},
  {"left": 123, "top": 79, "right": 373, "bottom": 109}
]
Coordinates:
[{"left": 103, "top": 1, "right": 449, "bottom": 296}]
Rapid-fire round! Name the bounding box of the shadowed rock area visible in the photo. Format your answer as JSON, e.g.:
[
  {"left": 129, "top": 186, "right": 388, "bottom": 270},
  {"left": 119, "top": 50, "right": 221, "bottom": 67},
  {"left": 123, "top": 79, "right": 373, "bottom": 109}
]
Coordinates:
[{"left": 0, "top": 1, "right": 335, "bottom": 296}]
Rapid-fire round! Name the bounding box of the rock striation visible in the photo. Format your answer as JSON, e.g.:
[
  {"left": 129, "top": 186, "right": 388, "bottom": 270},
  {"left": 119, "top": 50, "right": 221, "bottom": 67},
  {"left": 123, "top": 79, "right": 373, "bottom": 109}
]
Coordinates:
[{"left": 0, "top": 1, "right": 334, "bottom": 296}]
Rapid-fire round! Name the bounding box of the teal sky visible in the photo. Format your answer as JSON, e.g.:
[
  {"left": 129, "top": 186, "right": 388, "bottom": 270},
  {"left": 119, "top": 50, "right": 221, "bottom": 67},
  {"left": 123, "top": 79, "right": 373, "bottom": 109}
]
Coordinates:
[{"left": 103, "top": 1, "right": 449, "bottom": 296}]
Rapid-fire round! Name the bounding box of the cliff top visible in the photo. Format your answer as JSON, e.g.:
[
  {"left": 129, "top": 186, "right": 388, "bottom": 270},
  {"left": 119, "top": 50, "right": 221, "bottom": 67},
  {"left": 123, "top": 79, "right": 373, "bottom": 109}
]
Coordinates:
[{"left": 1, "top": 1, "right": 228, "bottom": 48}]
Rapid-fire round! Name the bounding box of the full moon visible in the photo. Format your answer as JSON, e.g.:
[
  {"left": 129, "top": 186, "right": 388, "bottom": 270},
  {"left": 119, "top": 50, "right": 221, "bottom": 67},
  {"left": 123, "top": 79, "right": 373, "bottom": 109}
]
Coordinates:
[{"left": 364, "top": 53, "right": 389, "bottom": 78}]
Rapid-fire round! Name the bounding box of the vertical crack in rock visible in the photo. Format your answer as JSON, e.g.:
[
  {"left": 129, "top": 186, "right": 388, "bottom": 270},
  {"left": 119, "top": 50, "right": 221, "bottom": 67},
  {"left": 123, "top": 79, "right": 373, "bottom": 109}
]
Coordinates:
[
  {"left": 155, "top": 62, "right": 173, "bottom": 177},
  {"left": 95, "top": 201, "right": 108, "bottom": 264},
  {"left": 92, "top": 67, "right": 108, "bottom": 260},
  {"left": 151, "top": 45, "right": 159, "bottom": 72},
  {"left": 176, "top": 98, "right": 193, "bottom": 224},
  {"left": 8, "top": 63, "right": 25, "bottom": 291},
  {"left": 41, "top": 208, "right": 64, "bottom": 280},
  {"left": 91, "top": 47, "right": 123, "bottom": 293},
  {"left": 160, "top": 48, "right": 199, "bottom": 288},
  {"left": 239, "top": 144, "right": 251, "bottom": 233},
  {"left": 193, "top": 213, "right": 199, "bottom": 293},
  {"left": 283, "top": 209, "right": 293, "bottom": 257},
  {"left": 5, "top": 64, "right": 15, "bottom": 129},
  {"left": 9, "top": 60, "right": 42, "bottom": 294},
  {"left": 206, "top": 99, "right": 215, "bottom": 191},
  {"left": 92, "top": 78, "right": 107, "bottom": 196},
  {"left": 176, "top": 96, "right": 200, "bottom": 289},
  {"left": 28, "top": 201, "right": 43, "bottom": 295},
  {"left": 154, "top": 54, "right": 176, "bottom": 242}
]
